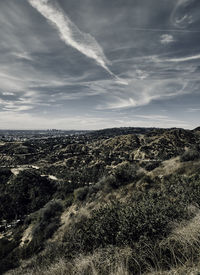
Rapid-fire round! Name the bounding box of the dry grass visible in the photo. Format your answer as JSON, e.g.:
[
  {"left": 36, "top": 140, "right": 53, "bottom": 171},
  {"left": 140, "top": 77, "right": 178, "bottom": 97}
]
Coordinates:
[
  {"left": 146, "top": 262, "right": 200, "bottom": 275},
  {"left": 20, "top": 224, "right": 33, "bottom": 247},
  {"left": 170, "top": 211, "right": 200, "bottom": 246},
  {"left": 144, "top": 208, "right": 200, "bottom": 275},
  {"left": 5, "top": 258, "right": 73, "bottom": 275},
  {"left": 161, "top": 206, "right": 200, "bottom": 251},
  {"left": 5, "top": 247, "right": 132, "bottom": 275},
  {"left": 47, "top": 200, "right": 98, "bottom": 244},
  {"left": 150, "top": 157, "right": 181, "bottom": 177}
]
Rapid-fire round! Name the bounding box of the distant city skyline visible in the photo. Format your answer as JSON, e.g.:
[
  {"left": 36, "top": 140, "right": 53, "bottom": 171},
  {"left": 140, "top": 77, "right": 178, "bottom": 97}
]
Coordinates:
[{"left": 0, "top": 0, "right": 200, "bottom": 130}]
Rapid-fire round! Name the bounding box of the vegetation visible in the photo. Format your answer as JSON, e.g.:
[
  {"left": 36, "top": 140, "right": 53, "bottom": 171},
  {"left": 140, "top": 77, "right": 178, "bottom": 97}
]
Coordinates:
[
  {"left": 0, "top": 170, "right": 56, "bottom": 221},
  {"left": 180, "top": 148, "right": 200, "bottom": 162},
  {"left": 1, "top": 127, "right": 200, "bottom": 274}
]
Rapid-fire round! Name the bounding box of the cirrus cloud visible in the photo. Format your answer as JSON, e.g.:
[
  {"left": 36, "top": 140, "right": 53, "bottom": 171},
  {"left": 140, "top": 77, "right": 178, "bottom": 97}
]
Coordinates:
[{"left": 28, "top": 0, "right": 127, "bottom": 85}]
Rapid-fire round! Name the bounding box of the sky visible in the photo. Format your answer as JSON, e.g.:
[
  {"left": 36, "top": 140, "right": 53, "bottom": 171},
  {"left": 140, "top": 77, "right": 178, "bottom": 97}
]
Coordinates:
[{"left": 0, "top": 0, "right": 200, "bottom": 130}]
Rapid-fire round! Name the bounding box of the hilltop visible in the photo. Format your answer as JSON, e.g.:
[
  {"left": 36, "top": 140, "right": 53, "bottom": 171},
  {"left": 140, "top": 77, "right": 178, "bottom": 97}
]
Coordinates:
[{"left": 1, "top": 127, "right": 200, "bottom": 274}]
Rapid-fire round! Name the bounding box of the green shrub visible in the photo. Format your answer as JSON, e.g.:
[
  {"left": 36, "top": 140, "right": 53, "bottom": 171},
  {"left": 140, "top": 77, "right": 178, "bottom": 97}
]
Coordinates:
[
  {"left": 32, "top": 200, "right": 63, "bottom": 237},
  {"left": 142, "top": 161, "right": 160, "bottom": 171},
  {"left": 102, "top": 162, "right": 138, "bottom": 189},
  {"left": 102, "top": 175, "right": 117, "bottom": 189},
  {"left": 114, "top": 162, "right": 137, "bottom": 183},
  {"left": 74, "top": 186, "right": 89, "bottom": 201},
  {"left": 63, "top": 190, "right": 188, "bottom": 257},
  {"left": 44, "top": 222, "right": 59, "bottom": 239},
  {"left": 0, "top": 237, "right": 21, "bottom": 274},
  {"left": 0, "top": 251, "right": 20, "bottom": 274},
  {"left": 0, "top": 170, "right": 57, "bottom": 221},
  {"left": 0, "top": 238, "right": 17, "bottom": 259},
  {"left": 180, "top": 149, "right": 200, "bottom": 162},
  {"left": 23, "top": 200, "right": 63, "bottom": 258},
  {"left": 64, "top": 193, "right": 74, "bottom": 208},
  {"left": 0, "top": 168, "right": 12, "bottom": 185},
  {"left": 87, "top": 182, "right": 102, "bottom": 197}
]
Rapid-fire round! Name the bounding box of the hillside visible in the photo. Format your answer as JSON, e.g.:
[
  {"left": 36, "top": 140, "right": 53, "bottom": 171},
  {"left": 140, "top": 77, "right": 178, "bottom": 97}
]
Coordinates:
[{"left": 1, "top": 127, "right": 200, "bottom": 274}]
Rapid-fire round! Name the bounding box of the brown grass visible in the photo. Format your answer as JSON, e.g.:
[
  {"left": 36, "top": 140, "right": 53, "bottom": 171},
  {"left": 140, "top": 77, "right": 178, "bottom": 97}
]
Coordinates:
[{"left": 5, "top": 247, "right": 132, "bottom": 275}]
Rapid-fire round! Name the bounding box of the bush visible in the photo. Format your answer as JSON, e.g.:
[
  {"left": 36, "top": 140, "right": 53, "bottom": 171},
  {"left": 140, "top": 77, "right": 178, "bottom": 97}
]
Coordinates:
[
  {"left": 63, "top": 190, "right": 188, "bottom": 257},
  {"left": 113, "top": 162, "right": 137, "bottom": 184},
  {"left": 0, "top": 168, "right": 12, "bottom": 185},
  {"left": 32, "top": 200, "right": 63, "bottom": 237},
  {"left": 44, "top": 222, "right": 59, "bottom": 239},
  {"left": 64, "top": 193, "right": 74, "bottom": 208},
  {"left": 102, "top": 175, "right": 117, "bottom": 189},
  {"left": 0, "top": 237, "right": 21, "bottom": 274},
  {"left": 180, "top": 149, "right": 200, "bottom": 162},
  {"left": 0, "top": 170, "right": 57, "bottom": 221},
  {"left": 0, "top": 238, "right": 17, "bottom": 259},
  {"left": 142, "top": 161, "right": 160, "bottom": 171},
  {"left": 23, "top": 200, "right": 63, "bottom": 258},
  {"left": 74, "top": 186, "right": 89, "bottom": 201},
  {"left": 100, "top": 162, "right": 138, "bottom": 190}
]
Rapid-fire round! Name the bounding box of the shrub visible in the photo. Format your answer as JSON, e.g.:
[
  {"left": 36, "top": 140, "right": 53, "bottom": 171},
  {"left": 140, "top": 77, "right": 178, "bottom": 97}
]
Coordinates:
[
  {"left": 87, "top": 183, "right": 102, "bottom": 197},
  {"left": 0, "top": 167, "right": 12, "bottom": 185},
  {"left": 0, "top": 170, "right": 57, "bottom": 221},
  {"left": 23, "top": 200, "right": 63, "bottom": 258},
  {"left": 99, "top": 162, "right": 138, "bottom": 190},
  {"left": 142, "top": 161, "right": 160, "bottom": 171},
  {"left": 102, "top": 175, "right": 117, "bottom": 189},
  {"left": 32, "top": 200, "right": 63, "bottom": 237},
  {"left": 180, "top": 149, "right": 200, "bottom": 162},
  {"left": 0, "top": 237, "right": 21, "bottom": 274},
  {"left": 113, "top": 162, "right": 137, "bottom": 183},
  {"left": 74, "top": 186, "right": 89, "bottom": 201},
  {"left": 44, "top": 222, "right": 59, "bottom": 239},
  {"left": 64, "top": 193, "right": 74, "bottom": 208},
  {"left": 63, "top": 189, "right": 188, "bottom": 257}
]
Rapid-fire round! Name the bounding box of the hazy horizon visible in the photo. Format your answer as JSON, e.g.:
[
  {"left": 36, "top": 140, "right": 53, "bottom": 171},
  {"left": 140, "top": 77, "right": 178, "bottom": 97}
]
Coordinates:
[
  {"left": 0, "top": 125, "right": 198, "bottom": 131},
  {"left": 0, "top": 0, "right": 200, "bottom": 130}
]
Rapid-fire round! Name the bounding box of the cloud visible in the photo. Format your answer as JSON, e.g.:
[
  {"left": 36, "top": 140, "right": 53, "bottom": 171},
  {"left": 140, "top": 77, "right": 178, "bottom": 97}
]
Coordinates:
[
  {"left": 160, "top": 34, "right": 174, "bottom": 44},
  {"left": 2, "top": 92, "right": 14, "bottom": 96},
  {"left": 165, "top": 54, "right": 200, "bottom": 62},
  {"left": 187, "top": 108, "right": 200, "bottom": 112},
  {"left": 135, "top": 69, "right": 149, "bottom": 79},
  {"left": 96, "top": 78, "right": 188, "bottom": 110},
  {"left": 0, "top": 96, "right": 34, "bottom": 112},
  {"left": 28, "top": 0, "right": 127, "bottom": 85},
  {"left": 171, "top": 0, "right": 196, "bottom": 28},
  {"left": 12, "top": 52, "right": 33, "bottom": 61}
]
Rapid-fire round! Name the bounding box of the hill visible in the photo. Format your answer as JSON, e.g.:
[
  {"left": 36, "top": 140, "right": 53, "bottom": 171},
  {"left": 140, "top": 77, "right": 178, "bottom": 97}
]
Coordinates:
[{"left": 1, "top": 127, "right": 200, "bottom": 274}]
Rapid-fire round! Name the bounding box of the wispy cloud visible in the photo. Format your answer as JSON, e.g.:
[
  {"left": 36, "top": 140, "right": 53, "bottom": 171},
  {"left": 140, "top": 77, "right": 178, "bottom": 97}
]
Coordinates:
[
  {"left": 134, "top": 114, "right": 188, "bottom": 125},
  {"left": 187, "top": 108, "right": 200, "bottom": 112},
  {"left": 160, "top": 34, "right": 174, "bottom": 45},
  {"left": 96, "top": 78, "right": 188, "bottom": 110},
  {"left": 28, "top": 0, "right": 127, "bottom": 85},
  {"left": 12, "top": 52, "right": 33, "bottom": 61},
  {"left": 165, "top": 54, "right": 200, "bottom": 62},
  {"left": 135, "top": 69, "right": 149, "bottom": 79},
  {"left": 171, "top": 0, "right": 195, "bottom": 28}
]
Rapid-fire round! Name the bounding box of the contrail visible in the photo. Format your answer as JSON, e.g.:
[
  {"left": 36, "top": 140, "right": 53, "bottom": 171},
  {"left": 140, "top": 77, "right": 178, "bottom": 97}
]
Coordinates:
[
  {"left": 28, "top": 0, "right": 128, "bottom": 85},
  {"left": 129, "top": 27, "right": 200, "bottom": 33}
]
